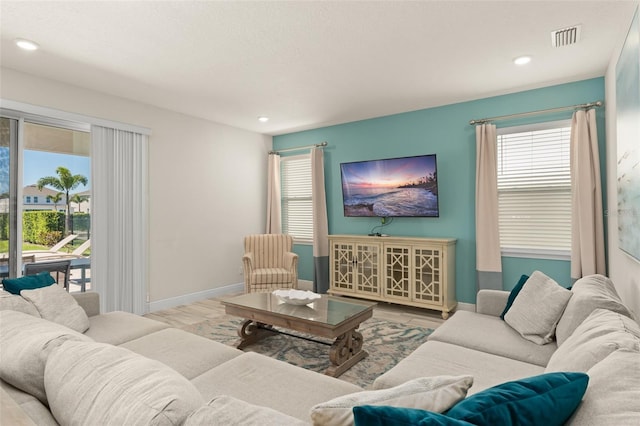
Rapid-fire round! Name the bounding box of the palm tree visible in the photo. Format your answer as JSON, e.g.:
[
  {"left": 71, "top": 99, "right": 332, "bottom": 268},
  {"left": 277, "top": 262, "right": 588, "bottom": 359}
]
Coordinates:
[
  {"left": 47, "top": 192, "right": 63, "bottom": 211},
  {"left": 70, "top": 194, "right": 89, "bottom": 213},
  {"left": 37, "top": 167, "right": 88, "bottom": 235}
]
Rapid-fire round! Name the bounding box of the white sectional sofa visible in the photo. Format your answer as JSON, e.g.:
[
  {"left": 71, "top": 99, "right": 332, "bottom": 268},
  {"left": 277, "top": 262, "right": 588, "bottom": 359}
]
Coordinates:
[
  {"left": 2, "top": 273, "right": 639, "bottom": 425},
  {"left": 0, "top": 291, "right": 361, "bottom": 425},
  {"left": 373, "top": 274, "right": 640, "bottom": 424}
]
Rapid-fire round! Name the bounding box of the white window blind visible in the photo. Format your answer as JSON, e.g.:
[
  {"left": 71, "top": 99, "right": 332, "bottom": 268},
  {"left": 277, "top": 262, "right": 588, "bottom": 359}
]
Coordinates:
[
  {"left": 281, "top": 154, "right": 313, "bottom": 243},
  {"left": 497, "top": 120, "right": 571, "bottom": 258}
]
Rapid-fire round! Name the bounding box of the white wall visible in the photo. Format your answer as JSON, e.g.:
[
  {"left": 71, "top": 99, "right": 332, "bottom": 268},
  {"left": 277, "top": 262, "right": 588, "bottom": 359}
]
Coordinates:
[
  {"left": 0, "top": 68, "right": 271, "bottom": 305},
  {"left": 604, "top": 3, "right": 640, "bottom": 318}
]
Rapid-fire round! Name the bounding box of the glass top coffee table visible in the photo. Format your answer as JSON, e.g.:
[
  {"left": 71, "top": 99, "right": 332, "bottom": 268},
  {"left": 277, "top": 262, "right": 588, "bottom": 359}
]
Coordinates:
[{"left": 222, "top": 292, "right": 376, "bottom": 377}]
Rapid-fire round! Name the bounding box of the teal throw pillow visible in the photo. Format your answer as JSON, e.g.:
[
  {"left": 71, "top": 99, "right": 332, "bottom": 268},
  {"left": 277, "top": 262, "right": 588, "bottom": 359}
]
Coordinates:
[
  {"left": 353, "top": 406, "right": 474, "bottom": 426},
  {"left": 445, "top": 372, "right": 589, "bottom": 426},
  {"left": 2, "top": 272, "right": 56, "bottom": 295},
  {"left": 500, "top": 274, "right": 529, "bottom": 319}
]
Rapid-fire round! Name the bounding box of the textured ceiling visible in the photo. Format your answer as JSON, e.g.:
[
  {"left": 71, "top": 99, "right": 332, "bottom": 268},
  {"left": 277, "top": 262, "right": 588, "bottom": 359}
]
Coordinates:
[{"left": 1, "top": 1, "right": 638, "bottom": 135}]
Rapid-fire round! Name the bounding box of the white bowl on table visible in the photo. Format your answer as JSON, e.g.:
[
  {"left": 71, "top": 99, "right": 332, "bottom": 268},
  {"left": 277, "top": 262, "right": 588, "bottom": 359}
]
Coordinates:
[{"left": 272, "top": 289, "right": 321, "bottom": 305}]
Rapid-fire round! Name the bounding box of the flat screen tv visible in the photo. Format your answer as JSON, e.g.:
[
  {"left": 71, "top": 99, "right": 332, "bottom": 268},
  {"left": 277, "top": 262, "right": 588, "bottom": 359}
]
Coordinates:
[{"left": 340, "top": 154, "right": 439, "bottom": 217}]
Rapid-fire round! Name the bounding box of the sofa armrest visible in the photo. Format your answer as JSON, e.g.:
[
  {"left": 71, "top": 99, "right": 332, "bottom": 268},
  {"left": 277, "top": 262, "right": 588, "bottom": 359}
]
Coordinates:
[
  {"left": 283, "top": 252, "right": 299, "bottom": 271},
  {"left": 72, "top": 291, "right": 100, "bottom": 317},
  {"left": 476, "top": 289, "right": 509, "bottom": 317}
]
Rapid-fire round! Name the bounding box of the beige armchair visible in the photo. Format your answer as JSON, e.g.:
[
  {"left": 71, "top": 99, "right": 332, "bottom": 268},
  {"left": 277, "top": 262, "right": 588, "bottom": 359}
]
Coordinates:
[{"left": 243, "top": 234, "right": 299, "bottom": 293}]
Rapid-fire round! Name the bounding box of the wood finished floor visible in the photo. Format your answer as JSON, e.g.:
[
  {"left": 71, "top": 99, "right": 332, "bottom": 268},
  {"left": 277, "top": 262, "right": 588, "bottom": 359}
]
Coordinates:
[{"left": 145, "top": 292, "right": 445, "bottom": 330}]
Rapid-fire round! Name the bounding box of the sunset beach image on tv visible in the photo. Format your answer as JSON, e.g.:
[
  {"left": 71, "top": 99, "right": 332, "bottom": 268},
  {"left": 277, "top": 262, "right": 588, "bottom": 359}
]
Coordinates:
[{"left": 340, "top": 154, "right": 439, "bottom": 217}]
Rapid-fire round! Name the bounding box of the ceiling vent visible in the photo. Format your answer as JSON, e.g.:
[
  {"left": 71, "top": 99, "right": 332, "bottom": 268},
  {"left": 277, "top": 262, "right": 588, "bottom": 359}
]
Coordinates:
[{"left": 551, "top": 25, "right": 582, "bottom": 47}]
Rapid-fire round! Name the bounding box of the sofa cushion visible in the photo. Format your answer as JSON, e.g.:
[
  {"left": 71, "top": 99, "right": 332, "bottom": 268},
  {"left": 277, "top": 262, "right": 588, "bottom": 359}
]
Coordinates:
[
  {"left": 566, "top": 349, "right": 640, "bottom": 425},
  {"left": 120, "top": 328, "right": 243, "bottom": 379},
  {"left": 0, "top": 310, "right": 92, "bottom": 404},
  {"left": 445, "top": 372, "right": 589, "bottom": 426},
  {"left": 504, "top": 271, "right": 572, "bottom": 345},
  {"left": 84, "top": 311, "right": 170, "bottom": 345},
  {"left": 44, "top": 340, "right": 204, "bottom": 426},
  {"left": 500, "top": 274, "right": 529, "bottom": 319},
  {"left": 1, "top": 272, "right": 55, "bottom": 295},
  {"left": 0, "top": 289, "right": 40, "bottom": 317},
  {"left": 373, "top": 341, "right": 544, "bottom": 395},
  {"left": 185, "top": 395, "right": 307, "bottom": 426},
  {"left": 191, "top": 352, "right": 362, "bottom": 422},
  {"left": 546, "top": 309, "right": 640, "bottom": 373},
  {"left": 21, "top": 283, "right": 90, "bottom": 333},
  {"left": 353, "top": 406, "right": 474, "bottom": 426},
  {"left": 428, "top": 311, "right": 556, "bottom": 366},
  {"left": 555, "top": 274, "right": 634, "bottom": 346},
  {"left": 1, "top": 380, "right": 58, "bottom": 426},
  {"left": 311, "top": 376, "right": 472, "bottom": 426}
]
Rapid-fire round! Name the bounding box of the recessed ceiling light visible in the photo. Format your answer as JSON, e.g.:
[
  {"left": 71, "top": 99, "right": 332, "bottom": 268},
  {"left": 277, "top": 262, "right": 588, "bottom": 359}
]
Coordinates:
[
  {"left": 15, "top": 38, "right": 39, "bottom": 51},
  {"left": 514, "top": 56, "right": 531, "bottom": 66},
  {"left": 258, "top": 116, "right": 269, "bottom": 123}
]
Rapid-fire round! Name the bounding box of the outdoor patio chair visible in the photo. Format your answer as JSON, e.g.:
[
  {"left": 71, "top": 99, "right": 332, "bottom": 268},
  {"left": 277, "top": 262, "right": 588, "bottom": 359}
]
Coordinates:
[
  {"left": 23, "top": 234, "right": 78, "bottom": 255},
  {"left": 71, "top": 239, "right": 90, "bottom": 257},
  {"left": 243, "top": 234, "right": 298, "bottom": 293},
  {"left": 24, "top": 259, "right": 72, "bottom": 291}
]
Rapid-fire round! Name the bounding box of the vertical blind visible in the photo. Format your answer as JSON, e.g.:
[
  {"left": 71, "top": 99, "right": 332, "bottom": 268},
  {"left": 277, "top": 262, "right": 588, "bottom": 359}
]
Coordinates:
[
  {"left": 497, "top": 121, "right": 572, "bottom": 254},
  {"left": 281, "top": 154, "right": 313, "bottom": 243}
]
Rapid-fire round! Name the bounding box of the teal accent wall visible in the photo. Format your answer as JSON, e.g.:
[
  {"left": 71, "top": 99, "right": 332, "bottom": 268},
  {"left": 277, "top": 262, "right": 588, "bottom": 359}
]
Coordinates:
[
  {"left": 502, "top": 257, "right": 572, "bottom": 289},
  {"left": 276, "top": 78, "right": 606, "bottom": 304}
]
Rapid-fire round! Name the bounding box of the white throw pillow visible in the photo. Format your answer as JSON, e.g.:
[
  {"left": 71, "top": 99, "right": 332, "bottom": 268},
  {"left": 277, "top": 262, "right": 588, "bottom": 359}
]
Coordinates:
[
  {"left": 0, "top": 310, "right": 92, "bottom": 404},
  {"left": 546, "top": 309, "right": 640, "bottom": 373},
  {"left": 185, "top": 395, "right": 307, "bottom": 426},
  {"left": 21, "top": 284, "right": 90, "bottom": 333},
  {"left": 0, "top": 289, "right": 40, "bottom": 317},
  {"left": 45, "top": 340, "right": 204, "bottom": 426},
  {"left": 309, "top": 375, "right": 473, "bottom": 426},
  {"left": 505, "top": 271, "right": 572, "bottom": 345}
]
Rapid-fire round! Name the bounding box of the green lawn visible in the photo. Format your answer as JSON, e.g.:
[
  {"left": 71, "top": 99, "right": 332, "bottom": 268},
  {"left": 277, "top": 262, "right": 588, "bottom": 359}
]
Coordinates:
[{"left": 0, "top": 241, "right": 48, "bottom": 252}]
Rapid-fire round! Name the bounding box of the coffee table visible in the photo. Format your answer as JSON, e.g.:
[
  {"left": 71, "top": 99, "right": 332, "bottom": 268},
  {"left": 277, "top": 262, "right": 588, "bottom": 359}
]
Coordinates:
[{"left": 221, "top": 292, "right": 376, "bottom": 377}]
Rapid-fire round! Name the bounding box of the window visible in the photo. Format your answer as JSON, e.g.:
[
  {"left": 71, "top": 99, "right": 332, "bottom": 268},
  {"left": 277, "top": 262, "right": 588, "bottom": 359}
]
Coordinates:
[
  {"left": 281, "top": 154, "right": 312, "bottom": 243},
  {"left": 497, "top": 120, "right": 571, "bottom": 259},
  {"left": 26, "top": 196, "right": 31, "bottom": 203},
  {"left": 33, "top": 196, "right": 38, "bottom": 203}
]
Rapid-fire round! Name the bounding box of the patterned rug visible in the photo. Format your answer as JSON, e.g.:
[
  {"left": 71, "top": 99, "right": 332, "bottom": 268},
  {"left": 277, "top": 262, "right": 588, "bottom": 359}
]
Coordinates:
[{"left": 181, "top": 315, "right": 433, "bottom": 389}]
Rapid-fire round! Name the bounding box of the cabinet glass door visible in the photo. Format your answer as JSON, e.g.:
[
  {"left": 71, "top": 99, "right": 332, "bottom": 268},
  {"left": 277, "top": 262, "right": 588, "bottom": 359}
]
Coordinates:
[
  {"left": 384, "top": 245, "right": 411, "bottom": 299},
  {"left": 413, "top": 247, "right": 442, "bottom": 305},
  {"left": 355, "top": 243, "right": 380, "bottom": 295}
]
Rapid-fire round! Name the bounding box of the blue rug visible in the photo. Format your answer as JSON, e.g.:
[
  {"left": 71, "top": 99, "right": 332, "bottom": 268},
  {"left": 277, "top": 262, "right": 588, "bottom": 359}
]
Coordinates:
[{"left": 182, "top": 316, "right": 433, "bottom": 389}]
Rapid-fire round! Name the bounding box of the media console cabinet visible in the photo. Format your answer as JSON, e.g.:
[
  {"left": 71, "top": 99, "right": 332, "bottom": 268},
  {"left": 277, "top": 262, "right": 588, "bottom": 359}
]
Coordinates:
[{"left": 328, "top": 235, "right": 456, "bottom": 319}]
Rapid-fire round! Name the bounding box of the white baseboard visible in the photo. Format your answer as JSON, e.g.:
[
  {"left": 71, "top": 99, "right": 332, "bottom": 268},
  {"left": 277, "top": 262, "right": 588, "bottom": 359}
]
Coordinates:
[
  {"left": 456, "top": 302, "right": 476, "bottom": 312},
  {"left": 147, "top": 282, "right": 244, "bottom": 313}
]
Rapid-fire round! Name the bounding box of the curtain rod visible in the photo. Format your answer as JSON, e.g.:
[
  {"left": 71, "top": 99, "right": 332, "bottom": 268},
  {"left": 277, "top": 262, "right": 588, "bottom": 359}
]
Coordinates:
[
  {"left": 469, "top": 100, "right": 604, "bottom": 126},
  {"left": 269, "top": 141, "right": 327, "bottom": 155}
]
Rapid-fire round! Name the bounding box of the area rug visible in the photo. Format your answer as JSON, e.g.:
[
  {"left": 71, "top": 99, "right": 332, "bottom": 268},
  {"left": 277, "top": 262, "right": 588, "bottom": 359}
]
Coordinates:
[{"left": 181, "top": 316, "right": 433, "bottom": 389}]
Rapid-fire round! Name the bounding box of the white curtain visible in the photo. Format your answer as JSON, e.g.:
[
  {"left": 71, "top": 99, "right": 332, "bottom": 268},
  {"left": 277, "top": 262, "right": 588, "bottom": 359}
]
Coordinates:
[
  {"left": 570, "top": 109, "right": 605, "bottom": 278},
  {"left": 311, "top": 148, "right": 329, "bottom": 293},
  {"left": 266, "top": 153, "right": 282, "bottom": 234},
  {"left": 475, "top": 123, "right": 502, "bottom": 291},
  {"left": 91, "top": 126, "right": 148, "bottom": 314}
]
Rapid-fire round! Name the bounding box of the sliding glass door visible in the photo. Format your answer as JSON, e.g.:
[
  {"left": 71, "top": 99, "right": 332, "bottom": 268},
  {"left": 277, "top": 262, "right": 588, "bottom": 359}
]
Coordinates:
[
  {"left": 0, "top": 114, "right": 91, "bottom": 291},
  {"left": 0, "top": 117, "right": 19, "bottom": 277}
]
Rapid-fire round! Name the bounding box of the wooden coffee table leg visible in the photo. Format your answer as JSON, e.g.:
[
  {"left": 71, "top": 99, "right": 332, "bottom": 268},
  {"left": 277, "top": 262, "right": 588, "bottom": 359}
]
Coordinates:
[
  {"left": 236, "top": 320, "right": 276, "bottom": 350},
  {"left": 325, "top": 328, "right": 368, "bottom": 377}
]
